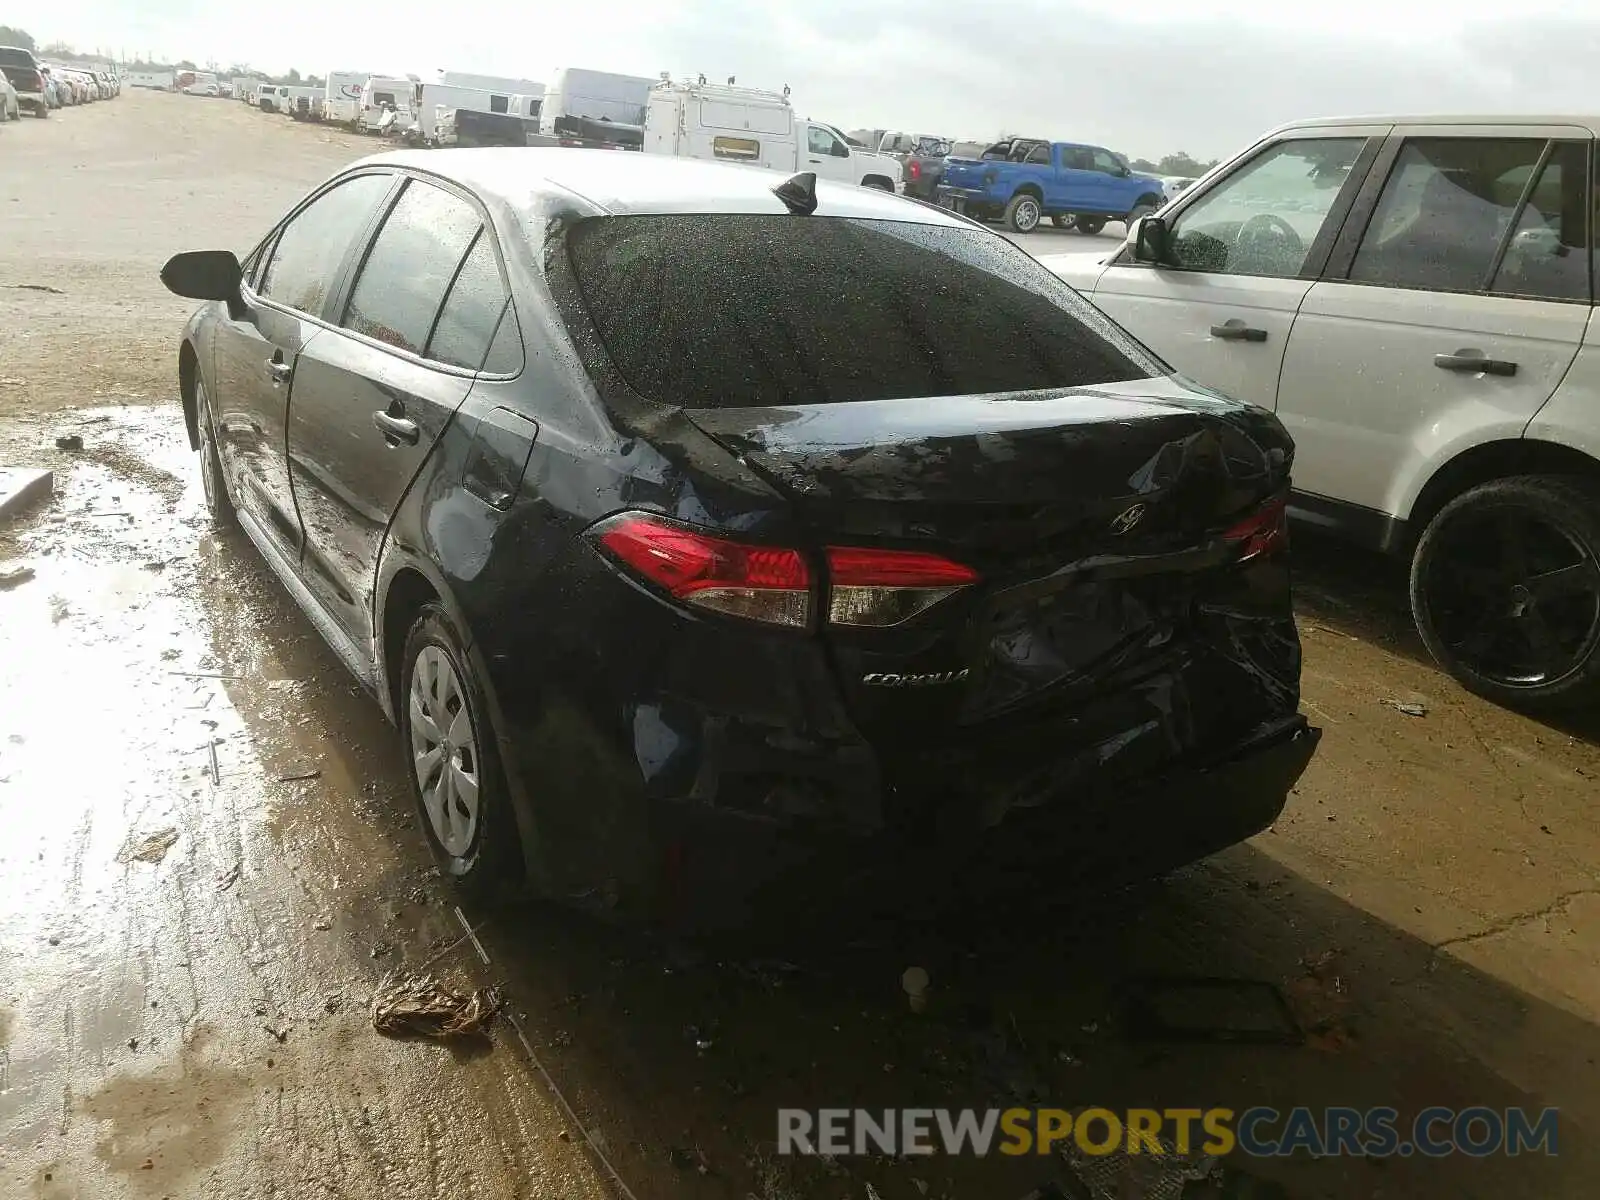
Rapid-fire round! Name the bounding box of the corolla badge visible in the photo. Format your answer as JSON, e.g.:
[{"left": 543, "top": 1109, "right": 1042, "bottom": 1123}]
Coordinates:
[
  {"left": 1109, "top": 503, "right": 1147, "bottom": 535},
  {"left": 862, "top": 669, "right": 970, "bottom": 688}
]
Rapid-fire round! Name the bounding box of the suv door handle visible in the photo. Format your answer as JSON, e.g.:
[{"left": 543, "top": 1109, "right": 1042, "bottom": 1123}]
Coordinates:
[
  {"left": 1434, "top": 352, "right": 1517, "bottom": 377},
  {"left": 373, "top": 410, "right": 420, "bottom": 445},
  {"left": 1210, "top": 322, "right": 1268, "bottom": 343}
]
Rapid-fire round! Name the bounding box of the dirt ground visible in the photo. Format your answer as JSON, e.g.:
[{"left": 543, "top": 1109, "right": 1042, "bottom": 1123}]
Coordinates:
[{"left": 2, "top": 91, "right": 1599, "bottom": 1200}]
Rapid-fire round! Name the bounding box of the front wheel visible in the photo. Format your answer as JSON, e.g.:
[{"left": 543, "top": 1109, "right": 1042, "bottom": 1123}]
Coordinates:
[
  {"left": 1410, "top": 475, "right": 1600, "bottom": 710},
  {"left": 1074, "top": 216, "right": 1107, "bottom": 235},
  {"left": 402, "top": 605, "right": 521, "bottom": 894},
  {"left": 1004, "top": 192, "right": 1042, "bottom": 233}
]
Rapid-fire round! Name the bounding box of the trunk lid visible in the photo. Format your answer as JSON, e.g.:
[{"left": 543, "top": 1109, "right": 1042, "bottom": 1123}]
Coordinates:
[{"left": 684, "top": 377, "right": 1298, "bottom": 795}]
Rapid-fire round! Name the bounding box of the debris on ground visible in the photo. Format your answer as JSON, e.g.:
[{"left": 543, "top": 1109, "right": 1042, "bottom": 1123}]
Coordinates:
[
  {"left": 1384, "top": 699, "right": 1428, "bottom": 717},
  {"left": 215, "top": 863, "right": 242, "bottom": 891},
  {"left": 8, "top": 283, "right": 66, "bottom": 294},
  {"left": 1062, "top": 1126, "right": 1218, "bottom": 1200},
  {"left": 370, "top": 940, "right": 394, "bottom": 959},
  {"left": 264, "top": 1024, "right": 289, "bottom": 1043},
  {"left": 278, "top": 768, "right": 321, "bottom": 782},
  {"left": 1123, "top": 977, "right": 1303, "bottom": 1045},
  {"left": 54, "top": 434, "right": 84, "bottom": 451},
  {"left": 902, "top": 965, "right": 930, "bottom": 1013},
  {"left": 117, "top": 828, "right": 179, "bottom": 865},
  {"left": 370, "top": 968, "right": 502, "bottom": 1039},
  {"left": 0, "top": 563, "right": 35, "bottom": 589},
  {"left": 668, "top": 1145, "right": 710, "bottom": 1174}
]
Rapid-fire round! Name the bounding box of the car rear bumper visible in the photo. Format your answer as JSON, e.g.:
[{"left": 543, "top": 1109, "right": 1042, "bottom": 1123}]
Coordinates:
[{"left": 934, "top": 186, "right": 989, "bottom": 212}]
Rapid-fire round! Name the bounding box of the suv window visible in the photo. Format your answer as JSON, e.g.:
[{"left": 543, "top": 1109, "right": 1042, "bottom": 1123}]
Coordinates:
[
  {"left": 426, "top": 230, "right": 517, "bottom": 371},
  {"left": 564, "top": 214, "right": 1155, "bottom": 410},
  {"left": 1091, "top": 149, "right": 1124, "bottom": 175},
  {"left": 1167, "top": 138, "right": 1364, "bottom": 277},
  {"left": 1350, "top": 137, "right": 1591, "bottom": 301},
  {"left": 258, "top": 173, "right": 393, "bottom": 317},
  {"left": 343, "top": 179, "right": 482, "bottom": 357}
]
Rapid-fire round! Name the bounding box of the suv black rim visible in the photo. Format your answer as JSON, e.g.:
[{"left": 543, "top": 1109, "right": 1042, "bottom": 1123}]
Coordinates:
[{"left": 1425, "top": 506, "right": 1600, "bottom": 688}]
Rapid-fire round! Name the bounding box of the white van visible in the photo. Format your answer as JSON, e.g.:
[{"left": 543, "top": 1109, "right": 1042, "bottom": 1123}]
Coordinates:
[
  {"left": 408, "top": 82, "right": 517, "bottom": 144},
  {"left": 643, "top": 80, "right": 901, "bottom": 191},
  {"left": 359, "top": 76, "right": 413, "bottom": 132},
  {"left": 538, "top": 67, "right": 652, "bottom": 138},
  {"left": 323, "top": 70, "right": 368, "bottom": 124}
]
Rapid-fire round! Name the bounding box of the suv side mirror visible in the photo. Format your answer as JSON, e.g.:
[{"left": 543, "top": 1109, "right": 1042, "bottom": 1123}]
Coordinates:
[
  {"left": 1115, "top": 162, "right": 1130, "bottom": 177},
  {"left": 1132, "top": 216, "right": 1170, "bottom": 264},
  {"left": 161, "top": 250, "right": 244, "bottom": 309}
]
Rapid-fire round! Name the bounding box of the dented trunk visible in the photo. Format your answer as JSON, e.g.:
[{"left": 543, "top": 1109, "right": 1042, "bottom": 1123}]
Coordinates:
[{"left": 686, "top": 377, "right": 1303, "bottom": 815}]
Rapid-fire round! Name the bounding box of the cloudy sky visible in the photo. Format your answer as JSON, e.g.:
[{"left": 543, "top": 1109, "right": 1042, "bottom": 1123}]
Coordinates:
[{"left": 25, "top": 1, "right": 1600, "bottom": 159}]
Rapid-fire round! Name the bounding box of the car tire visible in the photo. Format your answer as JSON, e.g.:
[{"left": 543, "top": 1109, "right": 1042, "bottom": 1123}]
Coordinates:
[
  {"left": 401, "top": 604, "right": 521, "bottom": 896},
  {"left": 1075, "top": 216, "right": 1108, "bottom": 235},
  {"left": 1051, "top": 214, "right": 1070, "bottom": 228},
  {"left": 1410, "top": 474, "right": 1600, "bottom": 710},
  {"left": 35, "top": 101, "right": 48, "bottom": 118},
  {"left": 1004, "top": 192, "right": 1042, "bottom": 233},
  {"left": 1124, "top": 202, "right": 1157, "bottom": 229},
  {"left": 195, "top": 380, "right": 236, "bottom": 528}
]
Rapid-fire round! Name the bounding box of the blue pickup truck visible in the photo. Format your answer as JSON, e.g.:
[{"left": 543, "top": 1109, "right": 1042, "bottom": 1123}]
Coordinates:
[{"left": 935, "top": 138, "right": 1166, "bottom": 234}]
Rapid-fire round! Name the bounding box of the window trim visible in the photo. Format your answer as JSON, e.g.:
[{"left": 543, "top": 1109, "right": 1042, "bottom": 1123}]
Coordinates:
[
  {"left": 1323, "top": 130, "right": 1595, "bottom": 306},
  {"left": 1108, "top": 129, "right": 1387, "bottom": 275},
  {"left": 330, "top": 168, "right": 525, "bottom": 377}
]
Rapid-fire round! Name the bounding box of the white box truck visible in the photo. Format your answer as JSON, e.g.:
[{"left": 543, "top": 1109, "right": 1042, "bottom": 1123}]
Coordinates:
[
  {"left": 322, "top": 70, "right": 368, "bottom": 124},
  {"left": 643, "top": 80, "right": 901, "bottom": 191}
]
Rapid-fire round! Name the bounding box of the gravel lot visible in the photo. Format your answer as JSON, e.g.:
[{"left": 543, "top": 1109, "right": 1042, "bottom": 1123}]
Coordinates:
[{"left": 1, "top": 90, "right": 1598, "bottom": 1200}]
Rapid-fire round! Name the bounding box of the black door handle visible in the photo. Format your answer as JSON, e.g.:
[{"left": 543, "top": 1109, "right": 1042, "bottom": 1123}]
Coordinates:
[
  {"left": 1434, "top": 353, "right": 1517, "bottom": 377},
  {"left": 1210, "top": 323, "right": 1268, "bottom": 343},
  {"left": 373, "top": 410, "right": 420, "bottom": 445}
]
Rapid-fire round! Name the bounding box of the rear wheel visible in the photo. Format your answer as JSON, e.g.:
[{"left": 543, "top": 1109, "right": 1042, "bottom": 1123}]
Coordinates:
[
  {"left": 402, "top": 605, "right": 521, "bottom": 895},
  {"left": 34, "top": 100, "right": 48, "bottom": 118},
  {"left": 1410, "top": 475, "right": 1600, "bottom": 710},
  {"left": 1125, "top": 201, "right": 1159, "bottom": 229},
  {"left": 1074, "top": 216, "right": 1107, "bottom": 235},
  {"left": 1050, "top": 214, "right": 1070, "bottom": 228},
  {"left": 1004, "top": 192, "right": 1042, "bottom": 233}
]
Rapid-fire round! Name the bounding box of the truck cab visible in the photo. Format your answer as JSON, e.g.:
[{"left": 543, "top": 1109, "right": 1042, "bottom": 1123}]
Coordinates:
[{"left": 937, "top": 140, "right": 1166, "bottom": 234}]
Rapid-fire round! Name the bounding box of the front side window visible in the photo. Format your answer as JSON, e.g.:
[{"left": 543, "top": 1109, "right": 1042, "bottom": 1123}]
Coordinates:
[
  {"left": 1063, "top": 147, "right": 1095, "bottom": 171},
  {"left": 1091, "top": 149, "right": 1124, "bottom": 175},
  {"left": 258, "top": 173, "right": 393, "bottom": 317},
  {"left": 807, "top": 125, "right": 847, "bottom": 158},
  {"left": 563, "top": 214, "right": 1159, "bottom": 411},
  {"left": 1167, "top": 137, "right": 1364, "bottom": 277},
  {"left": 1350, "top": 137, "right": 1590, "bottom": 301},
  {"left": 343, "top": 179, "right": 481, "bottom": 356}
]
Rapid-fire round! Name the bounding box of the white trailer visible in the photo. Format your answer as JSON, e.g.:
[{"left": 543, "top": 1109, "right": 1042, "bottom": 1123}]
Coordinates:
[
  {"left": 538, "top": 67, "right": 652, "bottom": 138},
  {"left": 183, "top": 71, "right": 220, "bottom": 96},
  {"left": 643, "top": 80, "right": 901, "bottom": 191},
  {"left": 439, "top": 70, "right": 545, "bottom": 96},
  {"left": 322, "top": 70, "right": 368, "bottom": 124},
  {"left": 126, "top": 70, "right": 174, "bottom": 90},
  {"left": 359, "top": 75, "right": 414, "bottom": 132}
]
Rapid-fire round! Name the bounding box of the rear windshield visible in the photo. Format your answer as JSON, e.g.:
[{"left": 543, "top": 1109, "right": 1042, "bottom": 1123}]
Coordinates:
[
  {"left": 564, "top": 214, "right": 1155, "bottom": 409},
  {"left": 0, "top": 48, "right": 37, "bottom": 67}
]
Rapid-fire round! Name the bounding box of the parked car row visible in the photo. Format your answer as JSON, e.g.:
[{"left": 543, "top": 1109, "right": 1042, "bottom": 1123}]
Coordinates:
[{"left": 0, "top": 45, "right": 120, "bottom": 123}]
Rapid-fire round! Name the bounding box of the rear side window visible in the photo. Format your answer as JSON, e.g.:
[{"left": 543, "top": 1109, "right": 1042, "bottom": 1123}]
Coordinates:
[
  {"left": 343, "top": 179, "right": 481, "bottom": 356},
  {"left": 258, "top": 173, "right": 393, "bottom": 317},
  {"left": 426, "top": 230, "right": 518, "bottom": 371},
  {"left": 564, "top": 214, "right": 1155, "bottom": 409}
]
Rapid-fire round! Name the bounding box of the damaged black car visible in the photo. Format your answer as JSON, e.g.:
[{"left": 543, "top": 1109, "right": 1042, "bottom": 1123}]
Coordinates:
[{"left": 160, "top": 150, "right": 1319, "bottom": 925}]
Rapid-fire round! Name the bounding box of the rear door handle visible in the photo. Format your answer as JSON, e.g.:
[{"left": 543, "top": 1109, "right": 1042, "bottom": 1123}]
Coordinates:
[
  {"left": 373, "top": 410, "right": 420, "bottom": 445},
  {"left": 1434, "top": 352, "right": 1517, "bottom": 377},
  {"left": 1210, "top": 322, "right": 1268, "bottom": 343}
]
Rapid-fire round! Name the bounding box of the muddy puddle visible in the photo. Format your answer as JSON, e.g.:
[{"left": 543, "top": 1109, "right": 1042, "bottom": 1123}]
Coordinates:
[{"left": 2, "top": 406, "right": 1597, "bottom": 1199}]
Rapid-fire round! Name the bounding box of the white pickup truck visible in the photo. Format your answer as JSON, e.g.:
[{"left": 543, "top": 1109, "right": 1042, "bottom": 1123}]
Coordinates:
[{"left": 644, "top": 79, "right": 901, "bottom": 191}]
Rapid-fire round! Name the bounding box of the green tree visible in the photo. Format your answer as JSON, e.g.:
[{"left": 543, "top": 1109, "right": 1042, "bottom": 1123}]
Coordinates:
[
  {"left": 1129, "top": 157, "right": 1159, "bottom": 173},
  {"left": 175, "top": 59, "right": 197, "bottom": 70},
  {"left": 285, "top": 67, "right": 302, "bottom": 84},
  {"left": 1155, "top": 151, "right": 1217, "bottom": 177},
  {"left": 41, "top": 39, "right": 75, "bottom": 56},
  {"left": 0, "top": 25, "right": 36, "bottom": 50}
]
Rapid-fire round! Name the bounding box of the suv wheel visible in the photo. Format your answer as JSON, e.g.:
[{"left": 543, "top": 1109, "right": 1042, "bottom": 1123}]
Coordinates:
[
  {"left": 1410, "top": 475, "right": 1600, "bottom": 709},
  {"left": 1004, "top": 193, "right": 1042, "bottom": 233},
  {"left": 401, "top": 605, "right": 521, "bottom": 894},
  {"left": 1124, "top": 202, "right": 1158, "bottom": 229},
  {"left": 1075, "top": 216, "right": 1107, "bottom": 235}
]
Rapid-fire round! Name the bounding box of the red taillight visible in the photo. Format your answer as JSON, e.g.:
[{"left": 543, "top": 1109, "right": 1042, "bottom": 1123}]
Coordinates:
[
  {"left": 826, "top": 546, "right": 978, "bottom": 627},
  {"left": 1223, "top": 495, "right": 1289, "bottom": 563},
  {"left": 909, "top": 159, "right": 922, "bottom": 181},
  {"left": 592, "top": 513, "right": 811, "bottom": 627}
]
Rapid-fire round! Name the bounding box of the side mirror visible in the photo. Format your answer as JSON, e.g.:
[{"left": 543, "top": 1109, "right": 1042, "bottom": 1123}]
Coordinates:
[
  {"left": 1132, "top": 216, "right": 1170, "bottom": 264},
  {"left": 833, "top": 142, "right": 851, "bottom": 158},
  {"left": 160, "top": 250, "right": 243, "bottom": 304},
  {"left": 1115, "top": 163, "right": 1130, "bottom": 177}
]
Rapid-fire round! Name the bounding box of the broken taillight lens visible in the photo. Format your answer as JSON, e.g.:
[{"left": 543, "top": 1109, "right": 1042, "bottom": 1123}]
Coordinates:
[
  {"left": 590, "top": 513, "right": 812, "bottom": 627},
  {"left": 1223, "top": 494, "right": 1289, "bottom": 563},
  {"left": 826, "top": 546, "right": 979, "bottom": 627}
]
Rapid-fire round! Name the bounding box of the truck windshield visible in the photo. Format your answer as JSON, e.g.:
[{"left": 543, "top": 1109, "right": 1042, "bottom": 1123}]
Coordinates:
[{"left": 563, "top": 214, "right": 1158, "bottom": 410}]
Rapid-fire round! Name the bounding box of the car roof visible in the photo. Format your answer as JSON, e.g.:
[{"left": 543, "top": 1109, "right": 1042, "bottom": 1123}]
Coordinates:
[
  {"left": 1266, "top": 114, "right": 1600, "bottom": 137},
  {"left": 350, "top": 148, "right": 964, "bottom": 224}
]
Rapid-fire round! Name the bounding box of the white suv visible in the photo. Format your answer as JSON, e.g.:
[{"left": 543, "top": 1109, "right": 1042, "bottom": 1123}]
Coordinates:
[{"left": 1047, "top": 115, "right": 1600, "bottom": 710}]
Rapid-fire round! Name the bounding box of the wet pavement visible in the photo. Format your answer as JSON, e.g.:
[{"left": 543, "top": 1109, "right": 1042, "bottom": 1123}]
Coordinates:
[{"left": 3, "top": 92, "right": 1600, "bottom": 1200}]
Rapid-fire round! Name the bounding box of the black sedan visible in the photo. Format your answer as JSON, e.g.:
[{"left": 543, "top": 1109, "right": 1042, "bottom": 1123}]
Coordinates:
[{"left": 161, "top": 150, "right": 1319, "bottom": 925}]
